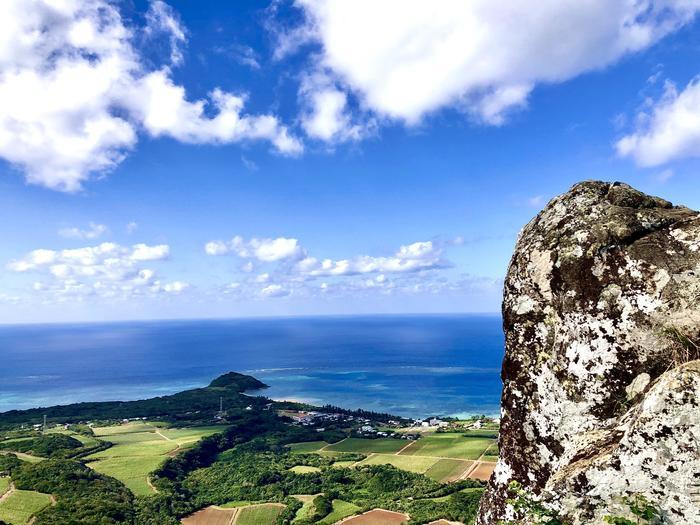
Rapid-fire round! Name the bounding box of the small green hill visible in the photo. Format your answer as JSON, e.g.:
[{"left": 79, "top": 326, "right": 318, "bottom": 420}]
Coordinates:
[
  {"left": 208, "top": 372, "right": 268, "bottom": 391},
  {"left": 0, "top": 434, "right": 82, "bottom": 458},
  {"left": 0, "top": 372, "right": 268, "bottom": 429}
]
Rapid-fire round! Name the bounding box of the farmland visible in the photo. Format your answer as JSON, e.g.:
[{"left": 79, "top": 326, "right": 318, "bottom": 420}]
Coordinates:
[
  {"left": 180, "top": 502, "right": 285, "bottom": 525},
  {"left": 236, "top": 503, "right": 285, "bottom": 524},
  {"left": 85, "top": 422, "right": 225, "bottom": 495},
  {"left": 291, "top": 431, "right": 497, "bottom": 484},
  {"left": 0, "top": 488, "right": 53, "bottom": 524},
  {"left": 401, "top": 433, "right": 492, "bottom": 460},
  {"left": 324, "top": 438, "right": 407, "bottom": 454},
  {"left": 316, "top": 500, "right": 360, "bottom": 524},
  {"left": 356, "top": 453, "right": 438, "bottom": 474}
]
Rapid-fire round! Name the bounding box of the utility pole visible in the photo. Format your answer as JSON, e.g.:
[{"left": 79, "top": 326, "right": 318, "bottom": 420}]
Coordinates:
[{"left": 43, "top": 414, "right": 47, "bottom": 434}]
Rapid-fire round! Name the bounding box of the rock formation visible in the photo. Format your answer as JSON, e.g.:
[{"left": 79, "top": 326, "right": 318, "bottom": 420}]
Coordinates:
[{"left": 477, "top": 181, "right": 700, "bottom": 524}]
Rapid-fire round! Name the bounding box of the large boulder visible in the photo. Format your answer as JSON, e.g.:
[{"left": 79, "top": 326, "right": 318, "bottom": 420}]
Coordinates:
[{"left": 477, "top": 181, "right": 700, "bottom": 524}]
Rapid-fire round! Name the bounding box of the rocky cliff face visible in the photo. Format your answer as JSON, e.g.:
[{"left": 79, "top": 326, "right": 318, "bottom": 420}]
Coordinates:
[{"left": 477, "top": 181, "right": 700, "bottom": 524}]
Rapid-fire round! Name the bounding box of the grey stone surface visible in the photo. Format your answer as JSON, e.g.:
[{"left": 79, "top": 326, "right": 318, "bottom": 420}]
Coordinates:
[{"left": 477, "top": 181, "right": 700, "bottom": 524}]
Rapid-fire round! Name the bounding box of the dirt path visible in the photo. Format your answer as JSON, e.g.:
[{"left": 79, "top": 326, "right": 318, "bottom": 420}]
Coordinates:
[
  {"left": 319, "top": 437, "right": 346, "bottom": 452},
  {"left": 0, "top": 482, "right": 14, "bottom": 503},
  {"left": 460, "top": 445, "right": 494, "bottom": 480},
  {"left": 146, "top": 475, "right": 159, "bottom": 494},
  {"left": 395, "top": 441, "right": 417, "bottom": 455}
]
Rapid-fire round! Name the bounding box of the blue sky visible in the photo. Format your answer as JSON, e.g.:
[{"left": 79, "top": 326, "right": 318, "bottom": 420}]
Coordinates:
[{"left": 2, "top": 0, "right": 700, "bottom": 323}]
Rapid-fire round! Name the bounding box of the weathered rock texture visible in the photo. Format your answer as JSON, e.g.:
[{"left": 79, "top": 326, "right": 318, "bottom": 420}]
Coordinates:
[{"left": 477, "top": 181, "right": 700, "bottom": 524}]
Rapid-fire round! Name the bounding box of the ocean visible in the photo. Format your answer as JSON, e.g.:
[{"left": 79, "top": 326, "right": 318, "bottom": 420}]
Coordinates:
[{"left": 0, "top": 315, "right": 504, "bottom": 419}]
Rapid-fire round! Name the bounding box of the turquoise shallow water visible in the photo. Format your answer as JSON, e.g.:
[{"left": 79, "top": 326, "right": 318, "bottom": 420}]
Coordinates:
[{"left": 0, "top": 314, "right": 503, "bottom": 418}]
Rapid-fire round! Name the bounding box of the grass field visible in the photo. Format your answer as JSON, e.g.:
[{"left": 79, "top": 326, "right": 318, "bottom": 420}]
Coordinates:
[
  {"left": 289, "top": 465, "right": 321, "bottom": 474},
  {"left": 0, "top": 477, "right": 9, "bottom": 496},
  {"left": 292, "top": 495, "right": 316, "bottom": 523},
  {"left": 424, "top": 459, "right": 473, "bottom": 482},
  {"left": 356, "top": 454, "right": 438, "bottom": 473},
  {"left": 0, "top": 451, "right": 43, "bottom": 464},
  {"left": 401, "top": 434, "right": 493, "bottom": 460},
  {"left": 236, "top": 503, "right": 284, "bottom": 525},
  {"left": 331, "top": 460, "right": 355, "bottom": 469},
  {"left": 325, "top": 438, "right": 406, "bottom": 454},
  {"left": 287, "top": 441, "right": 328, "bottom": 453},
  {"left": 0, "top": 489, "right": 52, "bottom": 524},
  {"left": 86, "top": 423, "right": 224, "bottom": 495},
  {"left": 316, "top": 500, "right": 360, "bottom": 525}
]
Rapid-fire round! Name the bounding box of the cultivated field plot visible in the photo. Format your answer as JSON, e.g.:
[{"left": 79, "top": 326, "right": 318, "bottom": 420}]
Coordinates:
[
  {"left": 469, "top": 461, "right": 496, "bottom": 481},
  {"left": 317, "top": 500, "right": 360, "bottom": 525},
  {"left": 400, "top": 434, "right": 493, "bottom": 460},
  {"left": 236, "top": 503, "right": 285, "bottom": 525},
  {"left": 324, "top": 438, "right": 406, "bottom": 454},
  {"left": 0, "top": 489, "right": 52, "bottom": 525},
  {"left": 289, "top": 465, "right": 321, "bottom": 474},
  {"left": 340, "top": 509, "right": 409, "bottom": 524},
  {"left": 87, "top": 423, "right": 224, "bottom": 495},
  {"left": 331, "top": 460, "right": 356, "bottom": 469},
  {"left": 424, "top": 459, "right": 473, "bottom": 482},
  {"left": 356, "top": 453, "right": 438, "bottom": 474},
  {"left": 288, "top": 441, "right": 328, "bottom": 453},
  {"left": 181, "top": 506, "right": 237, "bottom": 525}
]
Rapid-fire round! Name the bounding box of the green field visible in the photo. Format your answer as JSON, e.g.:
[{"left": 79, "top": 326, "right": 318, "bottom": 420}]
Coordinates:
[
  {"left": 289, "top": 465, "right": 321, "bottom": 474},
  {"left": 86, "top": 423, "right": 224, "bottom": 496},
  {"left": 236, "top": 503, "right": 284, "bottom": 525},
  {"left": 324, "top": 438, "right": 406, "bottom": 454},
  {"left": 292, "top": 495, "right": 316, "bottom": 522},
  {"left": 287, "top": 441, "right": 328, "bottom": 453},
  {"left": 0, "top": 477, "right": 9, "bottom": 495},
  {"left": 425, "top": 459, "right": 472, "bottom": 482},
  {"left": 330, "top": 460, "right": 356, "bottom": 469},
  {"left": 92, "top": 423, "right": 158, "bottom": 436},
  {"left": 0, "top": 489, "right": 52, "bottom": 524},
  {"left": 356, "top": 453, "right": 438, "bottom": 473},
  {"left": 401, "top": 434, "right": 493, "bottom": 460},
  {"left": 316, "top": 500, "right": 360, "bottom": 525},
  {"left": 0, "top": 451, "right": 43, "bottom": 464}
]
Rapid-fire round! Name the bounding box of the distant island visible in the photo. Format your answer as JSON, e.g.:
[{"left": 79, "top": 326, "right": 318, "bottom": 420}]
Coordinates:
[{"left": 0, "top": 371, "right": 497, "bottom": 525}]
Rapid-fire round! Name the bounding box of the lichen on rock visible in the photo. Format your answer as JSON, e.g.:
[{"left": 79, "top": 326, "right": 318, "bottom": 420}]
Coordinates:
[{"left": 477, "top": 181, "right": 700, "bottom": 525}]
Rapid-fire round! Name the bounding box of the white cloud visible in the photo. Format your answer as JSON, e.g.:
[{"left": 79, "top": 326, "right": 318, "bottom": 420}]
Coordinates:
[
  {"left": 131, "top": 243, "right": 170, "bottom": 261},
  {"left": 299, "top": 73, "right": 367, "bottom": 142},
  {"left": 284, "top": 0, "right": 700, "bottom": 132},
  {"left": 205, "top": 236, "right": 306, "bottom": 262},
  {"left": 58, "top": 222, "right": 108, "bottom": 240},
  {"left": 145, "top": 0, "right": 187, "bottom": 66},
  {"left": 126, "top": 221, "right": 139, "bottom": 234},
  {"left": 295, "top": 240, "right": 447, "bottom": 277},
  {"left": 260, "top": 284, "right": 290, "bottom": 298},
  {"left": 7, "top": 241, "right": 178, "bottom": 300},
  {"left": 0, "top": 0, "right": 301, "bottom": 192},
  {"left": 161, "top": 280, "right": 189, "bottom": 293},
  {"left": 616, "top": 78, "right": 700, "bottom": 166}
]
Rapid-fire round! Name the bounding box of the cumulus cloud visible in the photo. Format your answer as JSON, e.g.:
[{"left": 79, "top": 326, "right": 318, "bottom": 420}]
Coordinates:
[
  {"left": 0, "top": 0, "right": 301, "bottom": 192},
  {"left": 299, "top": 73, "right": 367, "bottom": 142},
  {"left": 205, "top": 236, "right": 306, "bottom": 261},
  {"left": 295, "top": 241, "right": 447, "bottom": 277},
  {"left": 58, "top": 222, "right": 108, "bottom": 240},
  {"left": 281, "top": 0, "right": 700, "bottom": 135},
  {"left": 616, "top": 78, "right": 700, "bottom": 166},
  {"left": 260, "top": 284, "right": 290, "bottom": 298},
  {"left": 7, "top": 241, "right": 184, "bottom": 300}
]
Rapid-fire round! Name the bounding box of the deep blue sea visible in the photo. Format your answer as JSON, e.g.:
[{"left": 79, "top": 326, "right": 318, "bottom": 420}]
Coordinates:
[{"left": 0, "top": 315, "right": 504, "bottom": 419}]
